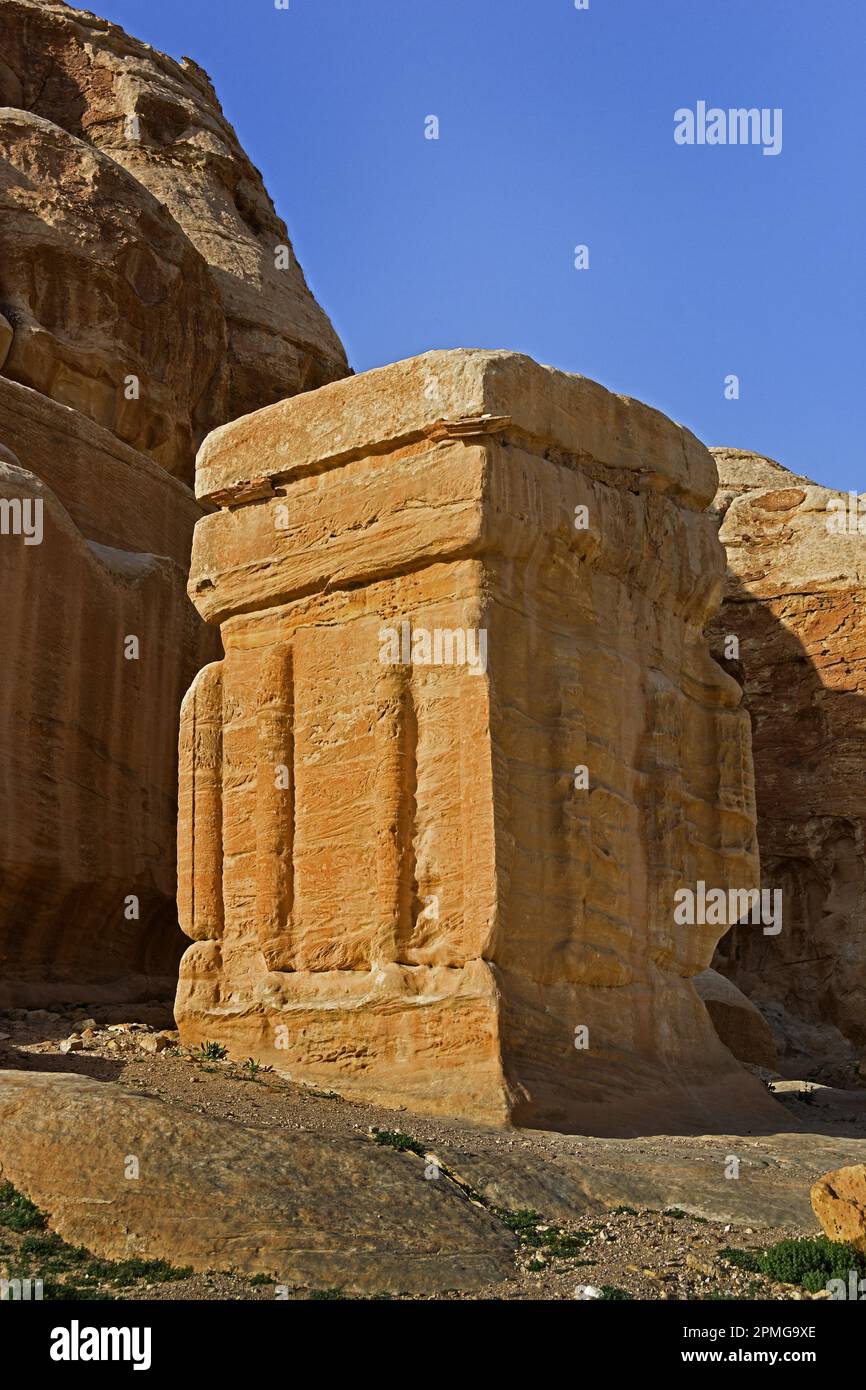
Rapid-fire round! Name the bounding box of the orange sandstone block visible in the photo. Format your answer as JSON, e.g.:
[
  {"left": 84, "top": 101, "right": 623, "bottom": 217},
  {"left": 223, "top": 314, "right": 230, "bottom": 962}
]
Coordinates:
[{"left": 176, "top": 350, "right": 769, "bottom": 1133}]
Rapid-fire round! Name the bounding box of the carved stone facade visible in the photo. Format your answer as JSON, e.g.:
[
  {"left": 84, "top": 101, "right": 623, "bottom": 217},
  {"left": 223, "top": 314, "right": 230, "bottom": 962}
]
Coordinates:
[{"left": 176, "top": 350, "right": 767, "bottom": 1131}]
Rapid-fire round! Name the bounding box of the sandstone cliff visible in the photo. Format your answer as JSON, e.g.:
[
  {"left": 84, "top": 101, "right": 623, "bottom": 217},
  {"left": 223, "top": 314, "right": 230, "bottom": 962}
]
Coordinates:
[
  {"left": 709, "top": 448, "right": 866, "bottom": 1063},
  {"left": 0, "top": 382, "right": 217, "bottom": 1007},
  {"left": 0, "top": 0, "right": 348, "bottom": 480},
  {"left": 0, "top": 106, "right": 226, "bottom": 479},
  {"left": 0, "top": 0, "right": 348, "bottom": 1005}
]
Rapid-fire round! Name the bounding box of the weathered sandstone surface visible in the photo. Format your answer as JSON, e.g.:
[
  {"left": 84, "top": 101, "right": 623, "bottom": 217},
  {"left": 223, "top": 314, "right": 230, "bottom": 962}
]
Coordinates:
[
  {"left": 694, "top": 968, "right": 778, "bottom": 1071},
  {"left": 0, "top": 379, "right": 217, "bottom": 1007},
  {"left": 708, "top": 449, "right": 866, "bottom": 1056},
  {"left": 811, "top": 1163, "right": 866, "bottom": 1254},
  {"left": 0, "top": 0, "right": 348, "bottom": 471},
  {"left": 0, "top": 1070, "right": 515, "bottom": 1294},
  {"left": 0, "top": 0, "right": 347, "bottom": 1005},
  {"left": 442, "top": 1121, "right": 866, "bottom": 1229},
  {"left": 0, "top": 312, "right": 12, "bottom": 370},
  {"left": 176, "top": 348, "right": 778, "bottom": 1134},
  {"left": 0, "top": 107, "right": 225, "bottom": 478}
]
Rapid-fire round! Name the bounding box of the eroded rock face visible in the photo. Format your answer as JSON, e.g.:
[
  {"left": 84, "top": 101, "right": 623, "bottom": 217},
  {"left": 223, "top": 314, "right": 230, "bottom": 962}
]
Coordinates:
[
  {"left": 708, "top": 449, "right": 866, "bottom": 1054},
  {"left": 176, "top": 349, "right": 767, "bottom": 1133},
  {"left": 0, "top": 0, "right": 348, "bottom": 446},
  {"left": 0, "top": 2, "right": 347, "bottom": 1005},
  {"left": 0, "top": 380, "right": 218, "bottom": 1007},
  {"left": 0, "top": 312, "right": 11, "bottom": 370},
  {"left": 0, "top": 107, "right": 225, "bottom": 479}
]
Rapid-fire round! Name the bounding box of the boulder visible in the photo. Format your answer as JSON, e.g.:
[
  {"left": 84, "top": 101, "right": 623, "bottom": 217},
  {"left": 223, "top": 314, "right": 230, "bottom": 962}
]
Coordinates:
[
  {"left": 811, "top": 1164, "right": 866, "bottom": 1254},
  {"left": 440, "top": 1129, "right": 866, "bottom": 1229},
  {"left": 694, "top": 968, "right": 778, "bottom": 1070}
]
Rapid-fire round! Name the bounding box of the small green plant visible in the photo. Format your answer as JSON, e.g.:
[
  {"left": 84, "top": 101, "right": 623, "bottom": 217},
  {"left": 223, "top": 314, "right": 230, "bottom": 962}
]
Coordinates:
[
  {"left": 664, "top": 1207, "right": 707, "bottom": 1223},
  {"left": 600, "top": 1285, "right": 632, "bottom": 1300},
  {"left": 230, "top": 1058, "right": 267, "bottom": 1082},
  {"left": 84, "top": 1255, "right": 192, "bottom": 1287},
  {"left": 722, "top": 1236, "right": 866, "bottom": 1293},
  {"left": 371, "top": 1128, "right": 426, "bottom": 1157},
  {"left": 19, "top": 1232, "right": 86, "bottom": 1268},
  {"left": 613, "top": 1205, "right": 638, "bottom": 1216},
  {"left": 493, "top": 1208, "right": 591, "bottom": 1259},
  {"left": 197, "top": 1040, "right": 227, "bottom": 1061},
  {"left": 722, "top": 1248, "right": 760, "bottom": 1273},
  {"left": 309, "top": 1287, "right": 347, "bottom": 1300},
  {"left": 0, "top": 1182, "right": 46, "bottom": 1234}
]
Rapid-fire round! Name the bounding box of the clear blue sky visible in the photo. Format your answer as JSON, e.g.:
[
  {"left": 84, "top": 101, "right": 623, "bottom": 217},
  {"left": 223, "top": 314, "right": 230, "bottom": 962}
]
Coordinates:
[{"left": 97, "top": 0, "right": 864, "bottom": 490}]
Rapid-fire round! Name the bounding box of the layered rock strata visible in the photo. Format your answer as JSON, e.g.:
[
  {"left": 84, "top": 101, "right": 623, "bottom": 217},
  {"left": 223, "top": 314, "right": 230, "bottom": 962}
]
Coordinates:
[{"left": 176, "top": 350, "right": 770, "bottom": 1133}]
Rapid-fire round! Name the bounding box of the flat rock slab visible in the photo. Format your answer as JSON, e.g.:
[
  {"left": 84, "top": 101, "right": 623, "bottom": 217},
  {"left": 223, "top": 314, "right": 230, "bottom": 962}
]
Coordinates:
[
  {"left": 3, "top": 1072, "right": 863, "bottom": 1294},
  {"left": 439, "top": 1130, "right": 866, "bottom": 1229},
  {"left": 0, "top": 1072, "right": 514, "bottom": 1295}
]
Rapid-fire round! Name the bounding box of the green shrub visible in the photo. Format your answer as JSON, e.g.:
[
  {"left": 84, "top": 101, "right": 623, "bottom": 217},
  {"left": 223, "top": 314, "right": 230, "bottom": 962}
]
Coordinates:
[
  {"left": 493, "top": 1208, "right": 591, "bottom": 1258},
  {"left": 723, "top": 1237, "right": 866, "bottom": 1293},
  {"left": 0, "top": 1183, "right": 46, "bottom": 1233},
  {"left": 2, "top": 1184, "right": 191, "bottom": 1293},
  {"left": 371, "top": 1128, "right": 426, "bottom": 1156},
  {"left": 83, "top": 1255, "right": 193, "bottom": 1286}
]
